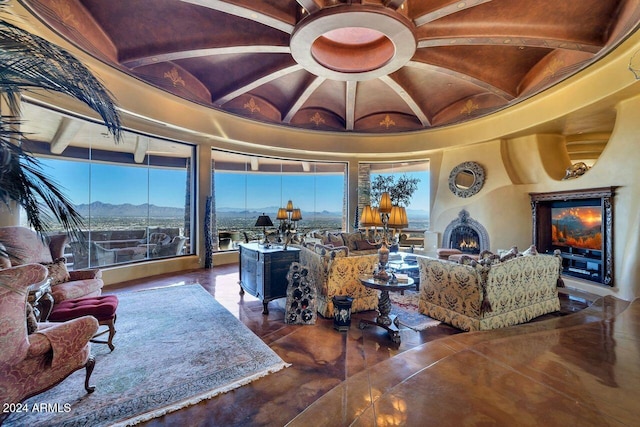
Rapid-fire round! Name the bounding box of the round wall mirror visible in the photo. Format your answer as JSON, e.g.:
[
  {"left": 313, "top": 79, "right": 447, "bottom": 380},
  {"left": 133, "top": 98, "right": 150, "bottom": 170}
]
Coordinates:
[{"left": 449, "top": 161, "right": 485, "bottom": 198}]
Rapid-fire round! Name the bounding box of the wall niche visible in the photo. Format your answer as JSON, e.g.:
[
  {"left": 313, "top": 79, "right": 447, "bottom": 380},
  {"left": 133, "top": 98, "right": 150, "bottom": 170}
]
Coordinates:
[{"left": 529, "top": 187, "right": 615, "bottom": 286}]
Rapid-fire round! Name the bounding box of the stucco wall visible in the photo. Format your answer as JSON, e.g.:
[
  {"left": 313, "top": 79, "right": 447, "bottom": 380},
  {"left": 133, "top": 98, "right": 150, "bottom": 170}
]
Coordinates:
[{"left": 430, "top": 95, "right": 640, "bottom": 301}]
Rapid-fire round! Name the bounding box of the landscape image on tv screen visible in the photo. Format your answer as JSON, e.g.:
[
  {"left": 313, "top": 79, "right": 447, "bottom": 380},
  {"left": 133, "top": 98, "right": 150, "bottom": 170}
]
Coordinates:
[{"left": 551, "top": 206, "right": 602, "bottom": 250}]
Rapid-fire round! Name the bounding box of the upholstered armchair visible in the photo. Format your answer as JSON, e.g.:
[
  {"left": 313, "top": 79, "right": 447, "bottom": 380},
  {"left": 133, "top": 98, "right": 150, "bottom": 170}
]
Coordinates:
[
  {"left": 0, "top": 264, "right": 98, "bottom": 423},
  {"left": 0, "top": 226, "right": 103, "bottom": 303}
]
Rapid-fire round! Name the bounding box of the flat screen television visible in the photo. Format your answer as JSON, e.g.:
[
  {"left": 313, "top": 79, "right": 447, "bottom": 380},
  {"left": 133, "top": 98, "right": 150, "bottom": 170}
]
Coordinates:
[{"left": 551, "top": 205, "right": 602, "bottom": 251}]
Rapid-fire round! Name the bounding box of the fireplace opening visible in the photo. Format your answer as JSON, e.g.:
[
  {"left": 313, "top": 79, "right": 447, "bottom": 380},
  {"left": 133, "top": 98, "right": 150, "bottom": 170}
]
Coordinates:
[
  {"left": 450, "top": 225, "right": 480, "bottom": 254},
  {"left": 442, "top": 210, "right": 489, "bottom": 253}
]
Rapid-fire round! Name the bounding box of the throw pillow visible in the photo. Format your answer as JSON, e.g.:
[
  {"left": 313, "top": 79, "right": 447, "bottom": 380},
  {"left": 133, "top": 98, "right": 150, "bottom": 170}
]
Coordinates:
[
  {"left": 26, "top": 304, "right": 38, "bottom": 334},
  {"left": 499, "top": 246, "right": 519, "bottom": 262},
  {"left": 341, "top": 232, "right": 362, "bottom": 251},
  {"left": 327, "top": 233, "right": 344, "bottom": 247},
  {"left": 355, "top": 239, "right": 379, "bottom": 251},
  {"left": 522, "top": 245, "right": 538, "bottom": 256},
  {"left": 41, "top": 257, "right": 70, "bottom": 285}
]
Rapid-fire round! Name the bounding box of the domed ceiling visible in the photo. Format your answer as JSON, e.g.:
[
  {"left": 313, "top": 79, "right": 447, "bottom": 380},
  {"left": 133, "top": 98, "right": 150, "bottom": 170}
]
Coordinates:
[{"left": 21, "top": 0, "right": 640, "bottom": 134}]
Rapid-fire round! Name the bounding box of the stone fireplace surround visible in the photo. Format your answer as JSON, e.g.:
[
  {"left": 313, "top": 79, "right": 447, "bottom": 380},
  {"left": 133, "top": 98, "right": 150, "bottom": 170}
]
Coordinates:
[{"left": 442, "top": 210, "right": 490, "bottom": 254}]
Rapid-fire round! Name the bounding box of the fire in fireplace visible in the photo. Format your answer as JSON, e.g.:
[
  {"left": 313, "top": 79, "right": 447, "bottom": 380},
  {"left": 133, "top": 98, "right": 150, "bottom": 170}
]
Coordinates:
[
  {"left": 442, "top": 210, "right": 489, "bottom": 253},
  {"left": 451, "top": 225, "right": 481, "bottom": 254}
]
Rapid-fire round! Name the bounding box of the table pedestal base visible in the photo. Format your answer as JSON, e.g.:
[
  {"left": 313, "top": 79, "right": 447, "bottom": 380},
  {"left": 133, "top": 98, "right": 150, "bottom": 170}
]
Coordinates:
[{"left": 358, "top": 289, "right": 402, "bottom": 344}]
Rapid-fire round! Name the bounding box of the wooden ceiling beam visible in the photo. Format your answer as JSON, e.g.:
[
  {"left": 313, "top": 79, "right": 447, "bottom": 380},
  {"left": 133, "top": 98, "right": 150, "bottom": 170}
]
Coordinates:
[
  {"left": 414, "top": 0, "right": 494, "bottom": 27},
  {"left": 295, "top": 0, "right": 321, "bottom": 15},
  {"left": 345, "top": 81, "right": 357, "bottom": 131},
  {"left": 284, "top": 76, "right": 326, "bottom": 123},
  {"left": 49, "top": 117, "right": 83, "bottom": 155},
  {"left": 214, "top": 64, "right": 304, "bottom": 106},
  {"left": 406, "top": 60, "right": 515, "bottom": 101},
  {"left": 123, "top": 46, "right": 291, "bottom": 69},
  {"left": 418, "top": 37, "right": 601, "bottom": 54},
  {"left": 379, "top": 76, "right": 430, "bottom": 126},
  {"left": 180, "top": 0, "right": 294, "bottom": 34}
]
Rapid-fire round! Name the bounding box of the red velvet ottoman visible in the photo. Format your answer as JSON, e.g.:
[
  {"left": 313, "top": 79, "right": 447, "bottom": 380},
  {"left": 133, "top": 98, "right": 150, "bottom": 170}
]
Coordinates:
[{"left": 49, "top": 295, "right": 119, "bottom": 351}]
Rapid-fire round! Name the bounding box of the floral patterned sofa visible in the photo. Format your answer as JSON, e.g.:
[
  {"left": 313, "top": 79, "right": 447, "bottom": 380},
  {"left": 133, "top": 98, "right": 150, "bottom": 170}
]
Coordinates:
[
  {"left": 417, "top": 250, "right": 563, "bottom": 331},
  {"left": 294, "top": 244, "right": 379, "bottom": 318}
]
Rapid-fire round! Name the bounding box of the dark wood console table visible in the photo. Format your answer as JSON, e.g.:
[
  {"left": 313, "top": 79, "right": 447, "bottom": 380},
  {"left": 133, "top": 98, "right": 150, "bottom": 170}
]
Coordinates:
[{"left": 239, "top": 243, "right": 300, "bottom": 314}]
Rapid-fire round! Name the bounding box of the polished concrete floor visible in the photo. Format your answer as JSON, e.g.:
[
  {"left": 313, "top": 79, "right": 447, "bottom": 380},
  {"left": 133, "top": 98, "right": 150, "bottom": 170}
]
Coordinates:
[{"left": 106, "top": 265, "right": 638, "bottom": 426}]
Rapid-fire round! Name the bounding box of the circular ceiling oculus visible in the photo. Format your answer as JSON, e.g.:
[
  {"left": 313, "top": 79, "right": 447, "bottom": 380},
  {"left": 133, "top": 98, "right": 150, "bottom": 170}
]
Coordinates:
[{"left": 291, "top": 5, "right": 416, "bottom": 81}]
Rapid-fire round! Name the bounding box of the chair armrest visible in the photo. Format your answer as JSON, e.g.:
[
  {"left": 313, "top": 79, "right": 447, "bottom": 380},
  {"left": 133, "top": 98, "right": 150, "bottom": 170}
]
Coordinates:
[
  {"left": 0, "top": 264, "right": 48, "bottom": 294},
  {"left": 29, "top": 317, "right": 99, "bottom": 366},
  {"left": 68, "top": 268, "right": 102, "bottom": 281}
]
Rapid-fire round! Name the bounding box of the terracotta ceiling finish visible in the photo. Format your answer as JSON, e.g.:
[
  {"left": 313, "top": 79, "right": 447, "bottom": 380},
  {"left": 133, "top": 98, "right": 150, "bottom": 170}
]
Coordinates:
[{"left": 22, "top": 0, "right": 640, "bottom": 134}]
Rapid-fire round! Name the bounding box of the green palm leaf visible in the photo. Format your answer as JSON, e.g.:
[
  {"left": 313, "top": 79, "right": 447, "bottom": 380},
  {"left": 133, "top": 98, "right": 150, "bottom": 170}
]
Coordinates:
[{"left": 0, "top": 8, "right": 122, "bottom": 251}]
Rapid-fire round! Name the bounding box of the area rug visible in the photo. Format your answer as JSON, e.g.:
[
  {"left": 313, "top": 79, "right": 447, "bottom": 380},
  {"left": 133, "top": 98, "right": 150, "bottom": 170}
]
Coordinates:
[
  {"left": 5, "top": 284, "right": 290, "bottom": 427},
  {"left": 390, "top": 289, "right": 441, "bottom": 331}
]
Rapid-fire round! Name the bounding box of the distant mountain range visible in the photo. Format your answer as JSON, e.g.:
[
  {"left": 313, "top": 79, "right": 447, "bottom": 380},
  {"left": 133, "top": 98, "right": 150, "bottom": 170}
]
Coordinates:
[
  {"left": 74, "top": 202, "right": 430, "bottom": 219},
  {"left": 74, "top": 202, "right": 184, "bottom": 217}
]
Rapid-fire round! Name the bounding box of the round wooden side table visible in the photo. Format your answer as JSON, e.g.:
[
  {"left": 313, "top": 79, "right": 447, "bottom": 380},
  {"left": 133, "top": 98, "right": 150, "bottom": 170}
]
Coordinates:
[{"left": 358, "top": 275, "right": 415, "bottom": 344}]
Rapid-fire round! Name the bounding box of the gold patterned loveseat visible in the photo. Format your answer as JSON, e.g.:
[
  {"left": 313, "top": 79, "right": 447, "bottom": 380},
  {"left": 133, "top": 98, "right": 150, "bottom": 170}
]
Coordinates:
[
  {"left": 294, "top": 244, "right": 379, "bottom": 318},
  {"left": 417, "top": 252, "right": 563, "bottom": 331}
]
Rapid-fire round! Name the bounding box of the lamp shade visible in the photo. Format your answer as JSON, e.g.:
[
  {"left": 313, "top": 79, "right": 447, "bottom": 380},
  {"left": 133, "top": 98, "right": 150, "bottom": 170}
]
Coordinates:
[
  {"left": 388, "top": 206, "right": 408, "bottom": 229},
  {"left": 359, "top": 205, "right": 376, "bottom": 227},
  {"left": 255, "top": 213, "right": 273, "bottom": 227},
  {"left": 291, "top": 208, "right": 302, "bottom": 221},
  {"left": 276, "top": 208, "right": 288, "bottom": 220},
  {"left": 285, "top": 200, "right": 294, "bottom": 212},
  {"left": 379, "top": 192, "right": 392, "bottom": 214},
  {"left": 372, "top": 207, "right": 383, "bottom": 226}
]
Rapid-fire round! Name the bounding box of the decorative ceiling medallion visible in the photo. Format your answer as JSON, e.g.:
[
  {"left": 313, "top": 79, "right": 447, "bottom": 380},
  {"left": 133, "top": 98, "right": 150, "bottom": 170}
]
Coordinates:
[
  {"left": 460, "top": 100, "right": 479, "bottom": 115},
  {"left": 290, "top": 5, "right": 416, "bottom": 81},
  {"left": 163, "top": 67, "right": 185, "bottom": 87},
  {"left": 244, "top": 98, "right": 261, "bottom": 113},
  {"left": 379, "top": 115, "right": 396, "bottom": 129},
  {"left": 545, "top": 58, "right": 565, "bottom": 77},
  {"left": 51, "top": 1, "right": 80, "bottom": 28},
  {"left": 310, "top": 112, "right": 325, "bottom": 126}
]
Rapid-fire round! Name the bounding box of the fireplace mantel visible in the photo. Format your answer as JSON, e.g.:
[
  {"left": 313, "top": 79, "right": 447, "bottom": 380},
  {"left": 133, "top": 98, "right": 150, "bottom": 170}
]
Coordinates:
[{"left": 530, "top": 187, "right": 615, "bottom": 286}]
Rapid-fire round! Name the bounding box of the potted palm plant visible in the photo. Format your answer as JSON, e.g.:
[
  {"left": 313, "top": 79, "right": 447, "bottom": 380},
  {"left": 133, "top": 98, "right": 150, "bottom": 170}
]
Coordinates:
[{"left": 0, "top": 7, "right": 121, "bottom": 248}]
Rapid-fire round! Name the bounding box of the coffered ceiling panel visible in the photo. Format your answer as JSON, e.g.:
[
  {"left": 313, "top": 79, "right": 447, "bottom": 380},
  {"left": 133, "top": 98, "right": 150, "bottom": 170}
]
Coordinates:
[{"left": 21, "top": 0, "right": 640, "bottom": 134}]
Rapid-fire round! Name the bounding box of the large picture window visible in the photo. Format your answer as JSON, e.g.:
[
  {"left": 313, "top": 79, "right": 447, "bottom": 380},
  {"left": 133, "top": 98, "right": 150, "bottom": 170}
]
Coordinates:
[
  {"left": 212, "top": 150, "right": 347, "bottom": 250},
  {"left": 359, "top": 161, "right": 430, "bottom": 230},
  {"left": 19, "top": 102, "right": 195, "bottom": 269}
]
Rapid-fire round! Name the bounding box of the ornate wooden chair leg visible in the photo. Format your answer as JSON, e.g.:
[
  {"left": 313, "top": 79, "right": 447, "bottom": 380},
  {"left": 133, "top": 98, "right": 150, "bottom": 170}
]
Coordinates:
[{"left": 84, "top": 355, "right": 96, "bottom": 393}]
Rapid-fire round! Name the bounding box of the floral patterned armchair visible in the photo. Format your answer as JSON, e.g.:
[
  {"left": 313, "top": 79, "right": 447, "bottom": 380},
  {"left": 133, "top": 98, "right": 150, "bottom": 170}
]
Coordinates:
[
  {"left": 0, "top": 226, "right": 103, "bottom": 303},
  {"left": 0, "top": 264, "right": 98, "bottom": 423},
  {"left": 296, "top": 244, "right": 379, "bottom": 318}
]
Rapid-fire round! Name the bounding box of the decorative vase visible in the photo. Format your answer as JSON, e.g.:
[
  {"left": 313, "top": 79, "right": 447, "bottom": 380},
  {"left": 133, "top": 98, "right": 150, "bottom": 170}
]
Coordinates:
[{"left": 332, "top": 295, "right": 354, "bottom": 332}]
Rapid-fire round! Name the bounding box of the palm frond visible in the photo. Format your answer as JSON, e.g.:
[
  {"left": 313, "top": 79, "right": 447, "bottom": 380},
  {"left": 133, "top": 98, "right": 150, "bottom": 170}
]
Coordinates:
[
  {"left": 0, "top": 117, "right": 85, "bottom": 244},
  {"left": 0, "top": 19, "right": 121, "bottom": 141}
]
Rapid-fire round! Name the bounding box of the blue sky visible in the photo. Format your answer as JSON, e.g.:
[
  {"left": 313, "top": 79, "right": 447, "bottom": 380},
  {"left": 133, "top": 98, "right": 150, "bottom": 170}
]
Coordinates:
[
  {"left": 39, "top": 158, "right": 429, "bottom": 213},
  {"left": 39, "top": 158, "right": 188, "bottom": 208}
]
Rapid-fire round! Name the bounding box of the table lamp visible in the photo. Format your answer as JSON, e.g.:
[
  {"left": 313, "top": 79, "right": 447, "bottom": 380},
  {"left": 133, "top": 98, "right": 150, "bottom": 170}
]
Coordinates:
[{"left": 255, "top": 213, "right": 273, "bottom": 244}]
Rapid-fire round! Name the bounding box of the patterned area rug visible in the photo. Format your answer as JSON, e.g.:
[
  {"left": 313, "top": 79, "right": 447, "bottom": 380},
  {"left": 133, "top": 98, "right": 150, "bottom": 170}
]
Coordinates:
[
  {"left": 5, "top": 284, "right": 289, "bottom": 427},
  {"left": 390, "top": 289, "right": 441, "bottom": 331}
]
